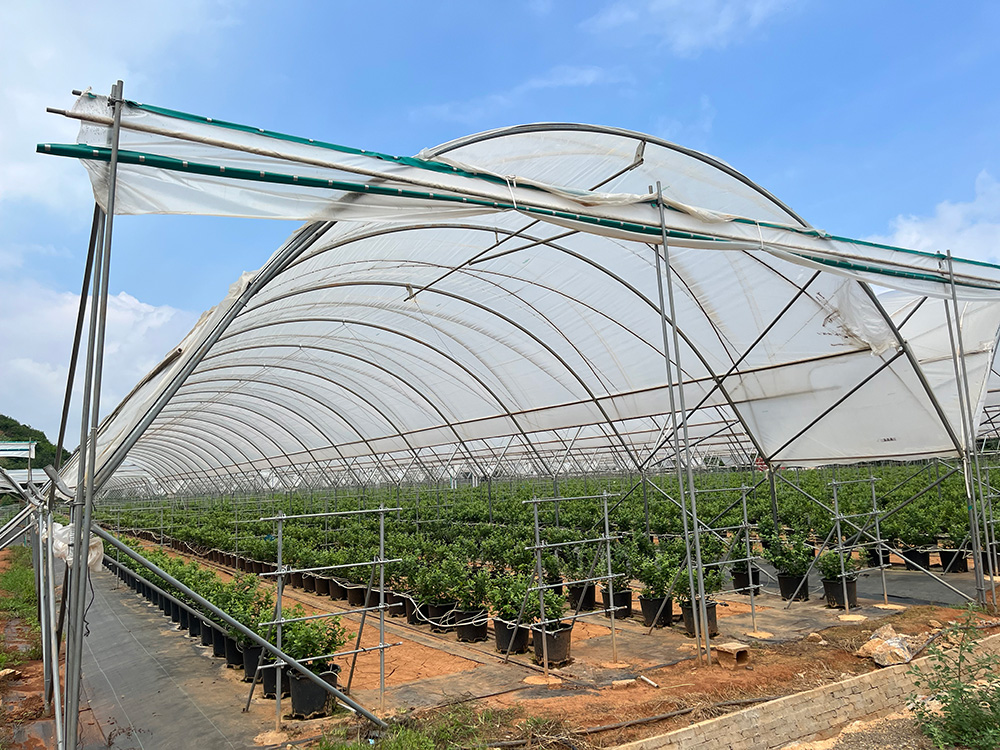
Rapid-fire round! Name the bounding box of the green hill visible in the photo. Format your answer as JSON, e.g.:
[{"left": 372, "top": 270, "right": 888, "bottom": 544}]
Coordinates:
[{"left": 0, "top": 414, "right": 70, "bottom": 471}]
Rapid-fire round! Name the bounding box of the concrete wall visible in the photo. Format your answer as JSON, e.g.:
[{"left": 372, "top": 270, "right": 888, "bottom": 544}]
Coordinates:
[{"left": 615, "top": 632, "right": 1000, "bottom": 750}]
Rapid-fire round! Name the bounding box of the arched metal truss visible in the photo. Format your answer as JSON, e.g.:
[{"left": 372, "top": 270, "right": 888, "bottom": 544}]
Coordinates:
[{"left": 46, "top": 118, "right": 1000, "bottom": 497}]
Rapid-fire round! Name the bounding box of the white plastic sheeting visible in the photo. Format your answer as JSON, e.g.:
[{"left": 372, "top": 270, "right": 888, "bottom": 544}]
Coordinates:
[
  {"left": 43, "top": 93, "right": 1000, "bottom": 301},
  {"left": 42, "top": 98, "right": 1000, "bottom": 495},
  {"left": 47, "top": 522, "right": 103, "bottom": 573}
]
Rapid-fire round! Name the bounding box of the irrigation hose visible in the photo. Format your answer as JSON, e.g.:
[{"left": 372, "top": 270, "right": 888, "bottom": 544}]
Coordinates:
[{"left": 479, "top": 694, "right": 783, "bottom": 748}]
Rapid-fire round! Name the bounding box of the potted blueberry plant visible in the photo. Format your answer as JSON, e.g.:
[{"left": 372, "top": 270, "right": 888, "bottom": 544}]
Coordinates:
[
  {"left": 815, "top": 550, "right": 861, "bottom": 608},
  {"left": 283, "top": 614, "right": 349, "bottom": 719}
]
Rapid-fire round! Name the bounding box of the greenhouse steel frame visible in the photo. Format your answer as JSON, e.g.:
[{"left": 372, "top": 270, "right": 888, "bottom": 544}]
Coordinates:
[{"left": 25, "top": 81, "right": 1000, "bottom": 749}]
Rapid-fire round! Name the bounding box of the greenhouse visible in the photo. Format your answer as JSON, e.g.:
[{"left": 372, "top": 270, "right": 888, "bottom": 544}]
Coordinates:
[{"left": 5, "top": 83, "right": 1000, "bottom": 749}]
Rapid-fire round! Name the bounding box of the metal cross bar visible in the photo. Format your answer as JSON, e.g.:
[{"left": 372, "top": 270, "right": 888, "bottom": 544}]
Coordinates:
[
  {"left": 258, "top": 558, "right": 401, "bottom": 577},
  {"left": 521, "top": 493, "right": 621, "bottom": 504},
  {"left": 95, "top": 525, "right": 386, "bottom": 727},
  {"left": 525, "top": 535, "right": 621, "bottom": 550},
  {"left": 257, "top": 507, "right": 402, "bottom": 521}
]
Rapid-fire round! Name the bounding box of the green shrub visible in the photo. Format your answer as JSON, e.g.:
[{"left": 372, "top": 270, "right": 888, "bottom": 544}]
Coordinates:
[
  {"left": 635, "top": 546, "right": 681, "bottom": 599},
  {"left": 283, "top": 612, "right": 349, "bottom": 673},
  {"left": 815, "top": 550, "right": 861, "bottom": 581},
  {"left": 909, "top": 610, "right": 1000, "bottom": 750},
  {"left": 487, "top": 576, "right": 530, "bottom": 620},
  {"left": 760, "top": 528, "right": 813, "bottom": 576}
]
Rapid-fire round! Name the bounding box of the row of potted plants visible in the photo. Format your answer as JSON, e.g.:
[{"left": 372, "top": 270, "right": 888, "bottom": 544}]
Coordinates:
[{"left": 104, "top": 538, "right": 349, "bottom": 719}]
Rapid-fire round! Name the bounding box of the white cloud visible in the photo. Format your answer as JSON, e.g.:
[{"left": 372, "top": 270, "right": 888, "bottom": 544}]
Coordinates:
[
  {"left": 581, "top": 0, "right": 793, "bottom": 56},
  {"left": 0, "top": 1, "right": 240, "bottom": 216},
  {"left": 0, "top": 278, "right": 199, "bottom": 445},
  {"left": 867, "top": 171, "right": 1000, "bottom": 264},
  {"left": 413, "top": 65, "right": 631, "bottom": 124}
]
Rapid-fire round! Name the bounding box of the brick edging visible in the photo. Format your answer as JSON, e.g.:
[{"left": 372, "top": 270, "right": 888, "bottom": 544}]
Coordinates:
[{"left": 613, "top": 631, "right": 1000, "bottom": 749}]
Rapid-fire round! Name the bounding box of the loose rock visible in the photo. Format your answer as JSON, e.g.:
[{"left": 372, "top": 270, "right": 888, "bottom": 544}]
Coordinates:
[{"left": 872, "top": 636, "right": 912, "bottom": 666}]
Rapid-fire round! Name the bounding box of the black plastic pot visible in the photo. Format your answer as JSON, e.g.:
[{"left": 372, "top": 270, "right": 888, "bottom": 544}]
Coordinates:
[
  {"left": 426, "top": 602, "right": 456, "bottom": 632},
  {"left": 453, "top": 609, "right": 489, "bottom": 643},
  {"left": 346, "top": 585, "right": 367, "bottom": 607},
  {"left": 900, "top": 548, "right": 930, "bottom": 571},
  {"left": 328, "top": 579, "right": 346, "bottom": 600},
  {"left": 289, "top": 668, "right": 339, "bottom": 720},
  {"left": 680, "top": 600, "right": 719, "bottom": 637},
  {"left": 201, "top": 622, "right": 214, "bottom": 647},
  {"left": 494, "top": 618, "right": 529, "bottom": 654},
  {"left": 225, "top": 637, "right": 243, "bottom": 668},
  {"left": 638, "top": 595, "right": 672, "bottom": 628},
  {"left": 732, "top": 568, "right": 761, "bottom": 595},
  {"left": 979, "top": 548, "right": 1000, "bottom": 573},
  {"left": 261, "top": 663, "right": 290, "bottom": 699},
  {"left": 188, "top": 615, "right": 201, "bottom": 639},
  {"left": 777, "top": 573, "right": 809, "bottom": 601},
  {"left": 314, "top": 576, "right": 331, "bottom": 596},
  {"left": 867, "top": 547, "right": 892, "bottom": 568},
  {"left": 212, "top": 626, "right": 227, "bottom": 657},
  {"left": 386, "top": 591, "right": 407, "bottom": 617},
  {"left": 404, "top": 596, "right": 425, "bottom": 626},
  {"left": 567, "top": 583, "right": 595, "bottom": 611},
  {"left": 821, "top": 579, "right": 858, "bottom": 609},
  {"left": 290, "top": 571, "right": 304, "bottom": 589},
  {"left": 242, "top": 644, "right": 264, "bottom": 682},
  {"left": 939, "top": 549, "right": 969, "bottom": 573},
  {"left": 600, "top": 586, "right": 632, "bottom": 618},
  {"left": 161, "top": 597, "right": 170, "bottom": 615},
  {"left": 533, "top": 622, "right": 573, "bottom": 667},
  {"left": 178, "top": 607, "right": 189, "bottom": 631},
  {"left": 302, "top": 574, "right": 316, "bottom": 593},
  {"left": 252, "top": 560, "right": 264, "bottom": 575},
  {"left": 170, "top": 601, "right": 181, "bottom": 623}
]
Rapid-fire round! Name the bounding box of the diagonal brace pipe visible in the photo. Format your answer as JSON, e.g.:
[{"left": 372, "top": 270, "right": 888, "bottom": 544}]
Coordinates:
[{"left": 94, "top": 525, "right": 386, "bottom": 727}]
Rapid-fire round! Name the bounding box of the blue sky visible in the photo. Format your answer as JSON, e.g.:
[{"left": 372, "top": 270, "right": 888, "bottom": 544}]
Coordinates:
[{"left": 2, "top": 0, "right": 999, "bottom": 441}]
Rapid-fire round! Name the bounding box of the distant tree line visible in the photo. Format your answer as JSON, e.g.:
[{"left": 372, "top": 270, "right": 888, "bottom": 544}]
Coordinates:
[{"left": 0, "top": 413, "right": 70, "bottom": 471}]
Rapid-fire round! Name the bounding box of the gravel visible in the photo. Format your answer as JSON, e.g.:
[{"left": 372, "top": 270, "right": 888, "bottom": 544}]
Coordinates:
[{"left": 831, "top": 717, "right": 936, "bottom": 750}]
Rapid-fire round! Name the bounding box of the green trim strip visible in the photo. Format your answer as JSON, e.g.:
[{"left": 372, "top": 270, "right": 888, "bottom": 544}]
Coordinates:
[
  {"left": 36, "top": 141, "right": 1000, "bottom": 291},
  {"left": 87, "top": 92, "right": 541, "bottom": 194},
  {"left": 733, "top": 216, "right": 1000, "bottom": 272},
  {"left": 81, "top": 92, "right": 999, "bottom": 273},
  {"left": 37, "top": 142, "right": 725, "bottom": 245},
  {"left": 782, "top": 252, "right": 1000, "bottom": 292}
]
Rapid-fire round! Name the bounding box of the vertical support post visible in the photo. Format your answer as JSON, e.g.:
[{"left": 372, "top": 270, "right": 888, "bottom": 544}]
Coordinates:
[
  {"left": 275, "top": 513, "right": 284, "bottom": 731},
  {"left": 871, "top": 477, "right": 889, "bottom": 605},
  {"left": 601, "top": 492, "right": 618, "bottom": 663},
  {"left": 487, "top": 476, "right": 494, "bottom": 525},
  {"left": 740, "top": 486, "right": 757, "bottom": 633},
  {"left": 943, "top": 253, "right": 989, "bottom": 604},
  {"left": 768, "top": 468, "right": 780, "bottom": 530},
  {"left": 45, "top": 510, "right": 65, "bottom": 749},
  {"left": 378, "top": 501, "right": 386, "bottom": 712},
  {"left": 531, "top": 500, "right": 550, "bottom": 676},
  {"left": 832, "top": 481, "right": 850, "bottom": 614},
  {"left": 642, "top": 471, "right": 651, "bottom": 538},
  {"left": 65, "top": 79, "right": 124, "bottom": 750},
  {"left": 652, "top": 184, "right": 703, "bottom": 661},
  {"left": 656, "top": 182, "right": 710, "bottom": 663},
  {"left": 35, "top": 514, "right": 51, "bottom": 714}
]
